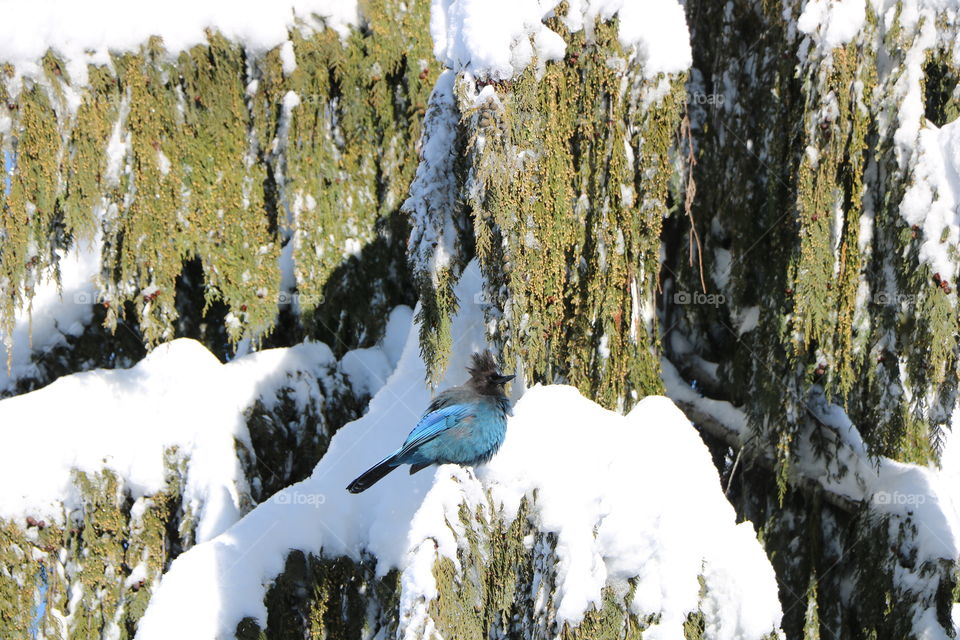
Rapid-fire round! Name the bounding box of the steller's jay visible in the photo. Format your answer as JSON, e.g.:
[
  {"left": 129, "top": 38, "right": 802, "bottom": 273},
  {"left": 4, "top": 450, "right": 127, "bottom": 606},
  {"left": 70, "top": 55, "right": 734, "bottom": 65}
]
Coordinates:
[{"left": 346, "top": 350, "right": 515, "bottom": 494}]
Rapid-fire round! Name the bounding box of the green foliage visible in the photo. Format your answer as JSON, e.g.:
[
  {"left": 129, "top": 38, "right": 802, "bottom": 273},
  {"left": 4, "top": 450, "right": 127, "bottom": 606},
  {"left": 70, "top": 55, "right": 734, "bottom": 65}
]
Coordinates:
[
  {"left": 270, "top": 1, "right": 435, "bottom": 352},
  {"left": 242, "top": 493, "right": 736, "bottom": 640},
  {"left": 246, "top": 551, "right": 400, "bottom": 639},
  {"left": 415, "top": 11, "right": 683, "bottom": 408},
  {"left": 63, "top": 65, "right": 117, "bottom": 242},
  {"left": 790, "top": 45, "right": 874, "bottom": 400},
  {"left": 0, "top": 460, "right": 186, "bottom": 640},
  {"left": 668, "top": 0, "right": 960, "bottom": 636},
  {"left": 0, "top": 519, "right": 64, "bottom": 638},
  {"left": 1, "top": 83, "right": 62, "bottom": 362},
  {"left": 417, "top": 265, "right": 461, "bottom": 385},
  {"left": 0, "top": 0, "right": 433, "bottom": 365},
  {"left": 667, "top": 0, "right": 960, "bottom": 475}
]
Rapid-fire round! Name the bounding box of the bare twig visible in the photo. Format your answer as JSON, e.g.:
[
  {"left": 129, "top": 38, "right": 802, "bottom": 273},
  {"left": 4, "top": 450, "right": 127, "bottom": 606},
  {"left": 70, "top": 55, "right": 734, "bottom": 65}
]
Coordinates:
[{"left": 680, "top": 106, "right": 707, "bottom": 293}]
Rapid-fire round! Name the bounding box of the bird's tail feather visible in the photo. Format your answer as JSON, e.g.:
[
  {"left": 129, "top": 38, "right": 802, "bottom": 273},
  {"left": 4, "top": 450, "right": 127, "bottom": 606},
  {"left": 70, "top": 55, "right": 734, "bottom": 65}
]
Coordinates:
[{"left": 346, "top": 455, "right": 399, "bottom": 494}]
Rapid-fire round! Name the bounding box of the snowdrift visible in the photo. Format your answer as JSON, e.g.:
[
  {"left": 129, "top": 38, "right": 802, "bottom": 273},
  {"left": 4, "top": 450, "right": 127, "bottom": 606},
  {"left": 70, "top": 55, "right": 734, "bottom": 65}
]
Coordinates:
[
  {"left": 135, "top": 262, "right": 782, "bottom": 640},
  {"left": 0, "top": 305, "right": 412, "bottom": 639}
]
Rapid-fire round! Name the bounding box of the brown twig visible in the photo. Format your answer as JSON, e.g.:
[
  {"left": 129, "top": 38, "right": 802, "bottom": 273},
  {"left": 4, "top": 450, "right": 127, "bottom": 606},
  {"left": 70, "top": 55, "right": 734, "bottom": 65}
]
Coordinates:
[{"left": 680, "top": 105, "right": 707, "bottom": 293}]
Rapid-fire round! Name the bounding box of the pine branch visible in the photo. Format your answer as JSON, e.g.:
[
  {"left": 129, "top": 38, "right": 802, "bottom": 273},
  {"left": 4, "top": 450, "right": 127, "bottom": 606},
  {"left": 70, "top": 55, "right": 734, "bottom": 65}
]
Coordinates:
[{"left": 663, "top": 358, "right": 863, "bottom": 514}]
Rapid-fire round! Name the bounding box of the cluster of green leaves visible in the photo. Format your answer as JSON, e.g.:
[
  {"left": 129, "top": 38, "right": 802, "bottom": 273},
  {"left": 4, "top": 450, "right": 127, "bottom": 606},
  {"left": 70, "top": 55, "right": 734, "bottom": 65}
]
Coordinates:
[
  {"left": 668, "top": 0, "right": 960, "bottom": 637},
  {"left": 244, "top": 493, "right": 738, "bottom": 640},
  {"left": 0, "top": 461, "right": 185, "bottom": 640},
  {"left": 415, "top": 8, "right": 685, "bottom": 408},
  {"left": 0, "top": 0, "right": 434, "bottom": 361}
]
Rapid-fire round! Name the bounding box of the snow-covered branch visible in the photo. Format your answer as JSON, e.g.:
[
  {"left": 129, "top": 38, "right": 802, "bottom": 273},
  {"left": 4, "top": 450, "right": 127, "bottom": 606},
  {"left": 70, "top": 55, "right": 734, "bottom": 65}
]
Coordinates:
[{"left": 662, "top": 357, "right": 864, "bottom": 513}]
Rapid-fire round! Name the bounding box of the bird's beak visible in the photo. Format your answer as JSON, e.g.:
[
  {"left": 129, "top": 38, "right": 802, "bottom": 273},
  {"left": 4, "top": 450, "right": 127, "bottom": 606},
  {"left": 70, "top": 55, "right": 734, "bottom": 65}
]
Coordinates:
[{"left": 493, "top": 374, "right": 515, "bottom": 385}]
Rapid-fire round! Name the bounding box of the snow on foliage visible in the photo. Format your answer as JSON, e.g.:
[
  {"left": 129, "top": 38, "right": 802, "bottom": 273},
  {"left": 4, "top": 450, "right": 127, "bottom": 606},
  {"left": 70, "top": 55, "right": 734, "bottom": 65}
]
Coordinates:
[
  {"left": 883, "top": 0, "right": 960, "bottom": 285},
  {"left": 663, "top": 359, "right": 960, "bottom": 638},
  {"left": 430, "top": 0, "right": 692, "bottom": 79},
  {"left": 901, "top": 119, "right": 960, "bottom": 283},
  {"left": 135, "top": 262, "right": 781, "bottom": 640},
  {"left": 404, "top": 70, "right": 463, "bottom": 282},
  {"left": 0, "top": 309, "right": 412, "bottom": 543},
  {"left": 0, "top": 229, "right": 102, "bottom": 393},
  {"left": 798, "top": 0, "right": 960, "bottom": 282},
  {"left": 0, "top": 0, "right": 358, "bottom": 82}
]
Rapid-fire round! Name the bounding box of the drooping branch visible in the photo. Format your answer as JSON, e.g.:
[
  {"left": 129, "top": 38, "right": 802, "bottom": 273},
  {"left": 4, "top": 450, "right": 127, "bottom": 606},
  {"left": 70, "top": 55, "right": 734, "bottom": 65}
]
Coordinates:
[{"left": 662, "top": 357, "right": 863, "bottom": 514}]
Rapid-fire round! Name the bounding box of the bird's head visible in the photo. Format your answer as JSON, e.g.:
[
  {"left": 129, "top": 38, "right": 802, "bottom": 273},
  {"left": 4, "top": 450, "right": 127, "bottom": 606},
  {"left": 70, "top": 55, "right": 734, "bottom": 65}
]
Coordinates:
[{"left": 466, "top": 350, "right": 515, "bottom": 396}]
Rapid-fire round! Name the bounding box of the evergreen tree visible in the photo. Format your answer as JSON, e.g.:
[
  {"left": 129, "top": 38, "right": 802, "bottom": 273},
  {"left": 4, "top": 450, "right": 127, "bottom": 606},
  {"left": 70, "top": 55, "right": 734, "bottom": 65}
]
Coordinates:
[{"left": 0, "top": 0, "right": 957, "bottom": 638}]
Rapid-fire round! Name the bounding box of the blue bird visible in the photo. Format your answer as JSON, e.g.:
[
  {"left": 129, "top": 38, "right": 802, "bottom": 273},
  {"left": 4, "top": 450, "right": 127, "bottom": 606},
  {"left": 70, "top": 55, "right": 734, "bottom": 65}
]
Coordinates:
[{"left": 346, "top": 350, "right": 514, "bottom": 494}]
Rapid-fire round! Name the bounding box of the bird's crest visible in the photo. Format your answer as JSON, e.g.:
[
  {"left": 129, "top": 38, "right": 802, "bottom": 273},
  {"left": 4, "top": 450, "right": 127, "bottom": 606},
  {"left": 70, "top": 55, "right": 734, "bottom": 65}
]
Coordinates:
[{"left": 467, "top": 350, "right": 499, "bottom": 379}]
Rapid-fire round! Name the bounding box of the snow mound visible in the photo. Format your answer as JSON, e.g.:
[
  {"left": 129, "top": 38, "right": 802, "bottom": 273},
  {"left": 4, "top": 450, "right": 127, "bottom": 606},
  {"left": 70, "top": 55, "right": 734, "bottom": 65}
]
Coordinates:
[
  {"left": 430, "top": 0, "right": 691, "bottom": 79},
  {"left": 0, "top": 304, "right": 412, "bottom": 543},
  {"left": 0, "top": 338, "right": 327, "bottom": 542},
  {"left": 485, "top": 389, "right": 783, "bottom": 637},
  {"left": 136, "top": 261, "right": 781, "bottom": 640}
]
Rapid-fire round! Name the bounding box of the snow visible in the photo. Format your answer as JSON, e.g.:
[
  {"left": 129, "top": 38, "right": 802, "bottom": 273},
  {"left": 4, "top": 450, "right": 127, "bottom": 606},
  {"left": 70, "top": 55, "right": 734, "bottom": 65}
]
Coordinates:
[
  {"left": 380, "top": 306, "right": 414, "bottom": 368},
  {"left": 664, "top": 358, "right": 960, "bottom": 638},
  {"left": 735, "top": 306, "right": 760, "bottom": 336},
  {"left": 661, "top": 359, "right": 750, "bottom": 437},
  {"left": 279, "top": 39, "right": 297, "bottom": 75},
  {"left": 340, "top": 306, "right": 413, "bottom": 397},
  {"left": 900, "top": 119, "right": 960, "bottom": 283},
  {"left": 430, "top": 0, "right": 566, "bottom": 80},
  {"left": 136, "top": 261, "right": 781, "bottom": 640},
  {"left": 0, "top": 228, "right": 102, "bottom": 393},
  {"left": 404, "top": 70, "right": 464, "bottom": 281},
  {"left": 798, "top": 0, "right": 866, "bottom": 49},
  {"left": 712, "top": 247, "right": 732, "bottom": 290},
  {"left": 609, "top": 0, "right": 693, "bottom": 78},
  {"left": 0, "top": 0, "right": 358, "bottom": 82},
  {"left": 0, "top": 309, "right": 411, "bottom": 546},
  {"left": 700, "top": 522, "right": 784, "bottom": 640},
  {"left": 430, "top": 0, "right": 691, "bottom": 79}
]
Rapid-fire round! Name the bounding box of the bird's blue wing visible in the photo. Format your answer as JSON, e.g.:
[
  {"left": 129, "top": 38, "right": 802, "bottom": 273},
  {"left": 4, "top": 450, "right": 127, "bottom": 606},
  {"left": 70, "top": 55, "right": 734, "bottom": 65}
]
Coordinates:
[{"left": 397, "top": 403, "right": 473, "bottom": 457}]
